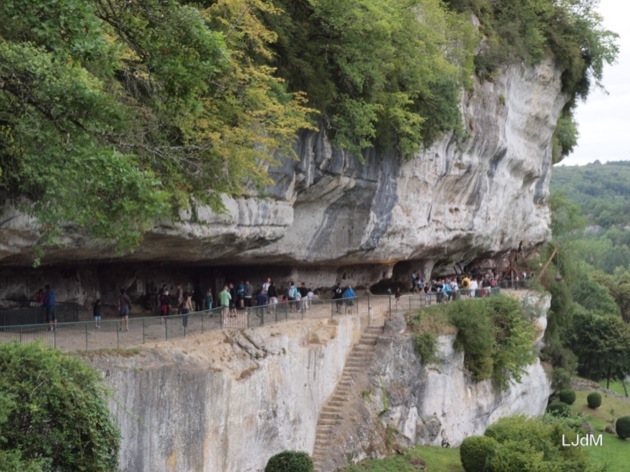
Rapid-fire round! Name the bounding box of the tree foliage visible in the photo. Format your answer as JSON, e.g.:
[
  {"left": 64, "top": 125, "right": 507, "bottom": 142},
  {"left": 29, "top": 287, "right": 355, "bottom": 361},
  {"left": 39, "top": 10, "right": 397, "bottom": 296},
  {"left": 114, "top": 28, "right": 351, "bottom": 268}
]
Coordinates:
[
  {"left": 0, "top": 0, "right": 313, "bottom": 258},
  {"left": 0, "top": 342, "right": 120, "bottom": 471},
  {"left": 0, "top": 0, "right": 619, "bottom": 257},
  {"left": 443, "top": 0, "right": 618, "bottom": 161},
  {"left": 447, "top": 296, "right": 535, "bottom": 389},
  {"left": 265, "top": 0, "right": 477, "bottom": 158},
  {"left": 537, "top": 161, "right": 630, "bottom": 383},
  {"left": 568, "top": 310, "right": 630, "bottom": 385},
  {"left": 483, "top": 416, "right": 594, "bottom": 472}
]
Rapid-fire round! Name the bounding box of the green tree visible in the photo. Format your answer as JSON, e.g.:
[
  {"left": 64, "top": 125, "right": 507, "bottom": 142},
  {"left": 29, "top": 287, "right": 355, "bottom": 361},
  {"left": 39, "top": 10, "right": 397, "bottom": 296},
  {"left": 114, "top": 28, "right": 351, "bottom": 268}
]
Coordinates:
[
  {"left": 593, "top": 271, "right": 630, "bottom": 322},
  {"left": 0, "top": 342, "right": 120, "bottom": 471},
  {"left": 568, "top": 311, "right": 630, "bottom": 387},
  {"left": 0, "top": 0, "right": 313, "bottom": 259},
  {"left": 266, "top": 0, "right": 476, "bottom": 157}
]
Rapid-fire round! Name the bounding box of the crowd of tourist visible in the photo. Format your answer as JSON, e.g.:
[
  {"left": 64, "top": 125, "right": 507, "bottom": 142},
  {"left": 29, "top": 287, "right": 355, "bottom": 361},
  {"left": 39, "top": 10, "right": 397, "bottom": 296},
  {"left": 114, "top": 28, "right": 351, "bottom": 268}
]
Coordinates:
[{"left": 31, "top": 268, "right": 527, "bottom": 329}]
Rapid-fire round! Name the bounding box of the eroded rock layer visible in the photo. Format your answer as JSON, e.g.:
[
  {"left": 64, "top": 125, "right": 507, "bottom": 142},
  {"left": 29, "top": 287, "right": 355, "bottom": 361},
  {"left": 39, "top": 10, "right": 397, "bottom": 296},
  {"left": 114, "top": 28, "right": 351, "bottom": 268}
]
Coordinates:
[{"left": 0, "top": 60, "right": 563, "bottom": 289}]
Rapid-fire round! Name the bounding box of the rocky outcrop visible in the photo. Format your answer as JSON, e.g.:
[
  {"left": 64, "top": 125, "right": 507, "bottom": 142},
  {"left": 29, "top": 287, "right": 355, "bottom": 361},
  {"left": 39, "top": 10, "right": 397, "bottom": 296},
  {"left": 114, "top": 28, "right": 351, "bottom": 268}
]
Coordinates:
[
  {"left": 92, "top": 294, "right": 552, "bottom": 472},
  {"left": 0, "top": 60, "right": 565, "bottom": 289},
  {"left": 310, "top": 293, "right": 552, "bottom": 471},
  {"left": 89, "top": 316, "right": 364, "bottom": 472}
]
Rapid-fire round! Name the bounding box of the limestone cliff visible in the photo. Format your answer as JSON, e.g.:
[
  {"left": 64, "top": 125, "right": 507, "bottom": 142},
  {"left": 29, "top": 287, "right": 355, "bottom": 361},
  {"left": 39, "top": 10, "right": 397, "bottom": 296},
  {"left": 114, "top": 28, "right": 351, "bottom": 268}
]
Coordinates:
[
  {"left": 0, "top": 60, "right": 564, "bottom": 290},
  {"left": 91, "top": 295, "right": 551, "bottom": 472}
]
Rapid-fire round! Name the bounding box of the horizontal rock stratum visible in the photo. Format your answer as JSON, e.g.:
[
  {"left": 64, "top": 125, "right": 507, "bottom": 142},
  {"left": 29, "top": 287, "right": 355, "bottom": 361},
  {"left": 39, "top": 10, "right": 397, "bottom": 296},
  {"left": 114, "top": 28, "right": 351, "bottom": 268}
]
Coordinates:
[{"left": 0, "top": 60, "right": 563, "bottom": 288}]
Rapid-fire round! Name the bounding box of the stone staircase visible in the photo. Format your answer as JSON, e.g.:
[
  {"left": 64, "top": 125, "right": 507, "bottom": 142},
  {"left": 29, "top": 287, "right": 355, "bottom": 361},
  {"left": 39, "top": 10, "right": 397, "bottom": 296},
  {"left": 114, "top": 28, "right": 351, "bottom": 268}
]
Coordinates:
[{"left": 312, "top": 325, "right": 384, "bottom": 472}]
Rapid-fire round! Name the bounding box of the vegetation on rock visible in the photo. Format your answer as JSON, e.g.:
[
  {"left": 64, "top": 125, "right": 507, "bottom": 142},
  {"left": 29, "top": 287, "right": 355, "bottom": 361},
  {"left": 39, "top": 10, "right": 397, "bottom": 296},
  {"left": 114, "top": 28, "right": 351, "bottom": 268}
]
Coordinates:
[
  {"left": 407, "top": 296, "right": 535, "bottom": 390},
  {"left": 0, "top": 0, "right": 618, "bottom": 258}
]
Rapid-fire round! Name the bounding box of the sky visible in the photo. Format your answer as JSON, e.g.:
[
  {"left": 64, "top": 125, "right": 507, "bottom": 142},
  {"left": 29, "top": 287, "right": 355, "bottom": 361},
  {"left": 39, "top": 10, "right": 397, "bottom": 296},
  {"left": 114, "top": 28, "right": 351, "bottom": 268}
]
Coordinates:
[{"left": 558, "top": 0, "right": 630, "bottom": 166}]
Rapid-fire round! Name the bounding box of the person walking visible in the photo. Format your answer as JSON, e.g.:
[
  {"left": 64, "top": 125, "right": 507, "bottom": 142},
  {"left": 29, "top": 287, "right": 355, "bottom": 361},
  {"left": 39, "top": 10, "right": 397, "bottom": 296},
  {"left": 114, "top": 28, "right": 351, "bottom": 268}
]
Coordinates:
[
  {"left": 181, "top": 292, "right": 193, "bottom": 328},
  {"left": 219, "top": 285, "right": 231, "bottom": 326},
  {"left": 205, "top": 288, "right": 213, "bottom": 310},
  {"left": 118, "top": 288, "right": 131, "bottom": 331},
  {"left": 42, "top": 284, "right": 57, "bottom": 331},
  {"left": 93, "top": 298, "right": 102, "bottom": 329},
  {"left": 343, "top": 285, "right": 355, "bottom": 314}
]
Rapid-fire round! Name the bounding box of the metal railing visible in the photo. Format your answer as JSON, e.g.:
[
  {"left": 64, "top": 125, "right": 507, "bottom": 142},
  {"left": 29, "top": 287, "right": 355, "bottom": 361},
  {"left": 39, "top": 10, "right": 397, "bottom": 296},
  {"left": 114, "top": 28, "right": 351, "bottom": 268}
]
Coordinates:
[
  {"left": 0, "top": 303, "right": 79, "bottom": 327},
  {"left": 388, "top": 287, "right": 502, "bottom": 316},
  {"left": 0, "top": 288, "right": 501, "bottom": 352},
  {"left": 0, "top": 296, "right": 375, "bottom": 352}
]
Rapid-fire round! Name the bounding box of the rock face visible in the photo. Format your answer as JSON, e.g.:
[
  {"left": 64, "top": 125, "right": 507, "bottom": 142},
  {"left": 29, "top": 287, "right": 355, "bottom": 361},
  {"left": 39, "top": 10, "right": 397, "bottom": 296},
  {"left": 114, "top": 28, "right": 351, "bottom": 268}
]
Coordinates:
[
  {"left": 92, "top": 295, "right": 551, "bottom": 472},
  {"left": 318, "top": 295, "right": 552, "bottom": 470},
  {"left": 90, "top": 317, "right": 363, "bottom": 472},
  {"left": 0, "top": 60, "right": 564, "bottom": 289}
]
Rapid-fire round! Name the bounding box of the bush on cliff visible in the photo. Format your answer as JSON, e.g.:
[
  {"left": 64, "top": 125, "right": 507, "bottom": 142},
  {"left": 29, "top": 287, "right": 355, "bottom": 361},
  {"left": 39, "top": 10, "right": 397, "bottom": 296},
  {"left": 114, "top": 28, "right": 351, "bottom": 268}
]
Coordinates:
[
  {"left": 265, "top": 451, "right": 313, "bottom": 472},
  {"left": 0, "top": 342, "right": 120, "bottom": 471},
  {"left": 448, "top": 296, "right": 535, "bottom": 389}
]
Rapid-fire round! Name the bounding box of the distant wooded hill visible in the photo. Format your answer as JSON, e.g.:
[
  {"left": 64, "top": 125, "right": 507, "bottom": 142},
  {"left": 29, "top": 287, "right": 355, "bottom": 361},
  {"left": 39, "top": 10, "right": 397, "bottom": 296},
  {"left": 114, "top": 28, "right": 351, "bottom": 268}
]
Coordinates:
[{"left": 551, "top": 161, "right": 630, "bottom": 228}]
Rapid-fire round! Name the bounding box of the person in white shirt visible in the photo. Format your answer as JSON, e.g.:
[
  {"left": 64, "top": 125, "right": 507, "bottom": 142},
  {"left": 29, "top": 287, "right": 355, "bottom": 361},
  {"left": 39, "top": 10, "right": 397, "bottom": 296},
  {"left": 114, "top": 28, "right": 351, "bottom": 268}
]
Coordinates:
[{"left": 469, "top": 278, "right": 479, "bottom": 298}]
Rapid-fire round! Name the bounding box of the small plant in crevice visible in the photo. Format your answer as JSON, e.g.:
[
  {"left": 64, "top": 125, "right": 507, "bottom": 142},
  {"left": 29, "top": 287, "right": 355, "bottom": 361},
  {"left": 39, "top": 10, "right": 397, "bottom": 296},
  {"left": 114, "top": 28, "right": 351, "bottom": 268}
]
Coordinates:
[{"left": 414, "top": 331, "right": 439, "bottom": 365}]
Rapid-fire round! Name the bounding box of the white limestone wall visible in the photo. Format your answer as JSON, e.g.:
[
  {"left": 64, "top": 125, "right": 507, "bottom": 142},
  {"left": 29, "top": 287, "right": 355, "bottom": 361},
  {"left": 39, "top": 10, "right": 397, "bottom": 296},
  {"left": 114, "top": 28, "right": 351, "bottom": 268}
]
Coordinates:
[
  {"left": 410, "top": 335, "right": 551, "bottom": 446},
  {"left": 92, "top": 317, "right": 361, "bottom": 472}
]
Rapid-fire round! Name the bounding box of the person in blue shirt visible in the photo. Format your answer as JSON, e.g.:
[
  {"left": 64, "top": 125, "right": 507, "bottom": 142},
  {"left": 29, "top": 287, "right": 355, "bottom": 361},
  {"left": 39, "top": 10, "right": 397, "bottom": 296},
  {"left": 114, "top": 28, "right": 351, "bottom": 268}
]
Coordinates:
[
  {"left": 343, "top": 286, "right": 356, "bottom": 313},
  {"left": 442, "top": 278, "right": 452, "bottom": 302},
  {"left": 42, "top": 284, "right": 57, "bottom": 331}
]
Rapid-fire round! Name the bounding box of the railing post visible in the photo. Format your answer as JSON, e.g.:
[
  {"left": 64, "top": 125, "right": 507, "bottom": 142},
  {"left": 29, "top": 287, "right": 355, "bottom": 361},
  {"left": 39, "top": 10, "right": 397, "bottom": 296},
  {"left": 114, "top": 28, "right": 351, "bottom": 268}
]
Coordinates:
[
  {"left": 367, "top": 293, "right": 371, "bottom": 327},
  {"left": 85, "top": 323, "right": 89, "bottom": 351},
  {"left": 116, "top": 325, "right": 120, "bottom": 349},
  {"left": 164, "top": 317, "right": 168, "bottom": 341},
  {"left": 142, "top": 318, "right": 146, "bottom": 344},
  {"left": 388, "top": 293, "right": 392, "bottom": 318}
]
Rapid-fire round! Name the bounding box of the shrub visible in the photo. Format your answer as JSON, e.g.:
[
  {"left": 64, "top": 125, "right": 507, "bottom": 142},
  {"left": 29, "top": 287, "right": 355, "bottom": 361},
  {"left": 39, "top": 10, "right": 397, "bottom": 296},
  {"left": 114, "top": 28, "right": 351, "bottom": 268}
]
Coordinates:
[
  {"left": 265, "top": 451, "right": 314, "bottom": 472},
  {"left": 0, "top": 342, "right": 120, "bottom": 471},
  {"left": 486, "top": 440, "right": 545, "bottom": 471},
  {"left": 414, "top": 332, "right": 438, "bottom": 364},
  {"left": 546, "top": 401, "right": 572, "bottom": 417},
  {"left": 460, "top": 435, "right": 497, "bottom": 472},
  {"left": 449, "top": 296, "right": 534, "bottom": 389},
  {"left": 558, "top": 389, "right": 576, "bottom": 405},
  {"left": 587, "top": 392, "right": 602, "bottom": 409},
  {"left": 483, "top": 416, "right": 591, "bottom": 470},
  {"left": 616, "top": 416, "right": 630, "bottom": 440}
]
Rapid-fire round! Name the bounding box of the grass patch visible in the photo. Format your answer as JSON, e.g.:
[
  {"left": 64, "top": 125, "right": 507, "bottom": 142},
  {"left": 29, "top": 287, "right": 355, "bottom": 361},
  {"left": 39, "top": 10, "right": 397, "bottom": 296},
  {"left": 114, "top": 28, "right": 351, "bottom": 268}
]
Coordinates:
[
  {"left": 406, "top": 305, "right": 455, "bottom": 336},
  {"left": 599, "top": 380, "right": 630, "bottom": 398},
  {"left": 79, "top": 347, "right": 143, "bottom": 359},
  {"left": 571, "top": 390, "right": 630, "bottom": 471},
  {"left": 339, "top": 445, "right": 463, "bottom": 471}
]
